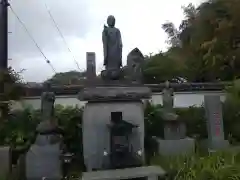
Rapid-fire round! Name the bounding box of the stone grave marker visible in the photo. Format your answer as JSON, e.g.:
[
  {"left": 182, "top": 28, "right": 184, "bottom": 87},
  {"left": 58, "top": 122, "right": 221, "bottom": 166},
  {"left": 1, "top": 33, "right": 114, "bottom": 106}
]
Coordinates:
[
  {"left": 86, "top": 52, "right": 96, "bottom": 80},
  {"left": 157, "top": 81, "right": 195, "bottom": 156},
  {"left": 25, "top": 83, "right": 62, "bottom": 180},
  {"left": 203, "top": 95, "right": 229, "bottom": 150}
]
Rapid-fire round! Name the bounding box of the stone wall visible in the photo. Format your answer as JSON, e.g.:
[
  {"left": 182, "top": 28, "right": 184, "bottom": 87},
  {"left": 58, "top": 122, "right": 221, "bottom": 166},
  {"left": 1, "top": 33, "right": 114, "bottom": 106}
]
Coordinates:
[{"left": 10, "top": 91, "right": 226, "bottom": 110}]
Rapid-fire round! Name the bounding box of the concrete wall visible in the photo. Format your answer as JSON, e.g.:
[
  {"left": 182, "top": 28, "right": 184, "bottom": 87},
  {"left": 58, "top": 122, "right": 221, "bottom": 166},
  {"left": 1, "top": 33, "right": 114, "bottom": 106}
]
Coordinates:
[{"left": 10, "top": 91, "right": 226, "bottom": 110}]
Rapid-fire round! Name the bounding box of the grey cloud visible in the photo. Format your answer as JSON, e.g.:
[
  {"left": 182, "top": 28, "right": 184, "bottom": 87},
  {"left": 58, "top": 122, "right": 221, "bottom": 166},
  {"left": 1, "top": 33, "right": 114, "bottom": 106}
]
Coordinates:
[{"left": 8, "top": 0, "right": 93, "bottom": 60}]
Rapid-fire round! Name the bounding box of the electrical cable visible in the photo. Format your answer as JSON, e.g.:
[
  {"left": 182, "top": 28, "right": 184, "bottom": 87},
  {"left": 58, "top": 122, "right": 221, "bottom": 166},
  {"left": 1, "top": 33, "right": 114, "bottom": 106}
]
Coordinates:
[
  {"left": 9, "top": 5, "right": 56, "bottom": 73},
  {"left": 44, "top": 3, "right": 81, "bottom": 72}
]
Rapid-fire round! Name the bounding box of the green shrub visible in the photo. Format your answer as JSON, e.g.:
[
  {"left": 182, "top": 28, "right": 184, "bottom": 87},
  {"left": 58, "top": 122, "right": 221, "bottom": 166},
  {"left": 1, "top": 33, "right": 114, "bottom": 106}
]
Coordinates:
[
  {"left": 144, "top": 102, "right": 207, "bottom": 139},
  {"left": 223, "top": 79, "right": 240, "bottom": 143},
  {"left": 54, "top": 105, "right": 83, "bottom": 161},
  {"left": 0, "top": 108, "right": 40, "bottom": 147}
]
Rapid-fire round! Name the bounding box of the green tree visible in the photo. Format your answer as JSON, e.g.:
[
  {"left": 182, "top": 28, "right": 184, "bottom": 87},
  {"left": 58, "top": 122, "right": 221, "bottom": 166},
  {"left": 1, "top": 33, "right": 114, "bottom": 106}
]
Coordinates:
[
  {"left": 45, "top": 70, "right": 86, "bottom": 85},
  {"left": 160, "top": 0, "right": 240, "bottom": 82},
  {"left": 142, "top": 53, "right": 185, "bottom": 83},
  {"left": 0, "top": 67, "right": 23, "bottom": 121}
]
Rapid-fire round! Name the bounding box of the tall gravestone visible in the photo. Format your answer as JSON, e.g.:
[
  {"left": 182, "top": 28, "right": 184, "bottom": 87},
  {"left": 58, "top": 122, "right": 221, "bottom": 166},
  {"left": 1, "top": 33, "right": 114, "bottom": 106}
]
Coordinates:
[
  {"left": 25, "top": 82, "right": 62, "bottom": 180},
  {"left": 79, "top": 15, "right": 150, "bottom": 171},
  {"left": 126, "top": 48, "right": 144, "bottom": 83},
  {"left": 203, "top": 95, "right": 229, "bottom": 150},
  {"left": 157, "top": 81, "right": 195, "bottom": 156},
  {"left": 86, "top": 52, "right": 96, "bottom": 80}
]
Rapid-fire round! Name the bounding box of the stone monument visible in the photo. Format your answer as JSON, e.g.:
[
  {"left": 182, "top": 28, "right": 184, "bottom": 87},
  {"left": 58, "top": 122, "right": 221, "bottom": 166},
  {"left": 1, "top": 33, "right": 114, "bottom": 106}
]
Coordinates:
[
  {"left": 79, "top": 16, "right": 151, "bottom": 171},
  {"left": 25, "top": 82, "right": 62, "bottom": 180},
  {"left": 126, "top": 48, "right": 144, "bottom": 83},
  {"left": 86, "top": 52, "right": 96, "bottom": 80},
  {"left": 101, "top": 15, "right": 123, "bottom": 80},
  {"left": 202, "top": 95, "right": 229, "bottom": 150},
  {"left": 157, "top": 81, "right": 195, "bottom": 156}
]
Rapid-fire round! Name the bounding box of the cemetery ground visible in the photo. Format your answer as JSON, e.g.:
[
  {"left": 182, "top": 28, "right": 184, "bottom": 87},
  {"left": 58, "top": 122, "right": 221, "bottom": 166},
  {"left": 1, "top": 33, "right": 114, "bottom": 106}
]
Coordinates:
[{"left": 2, "top": 94, "right": 240, "bottom": 180}]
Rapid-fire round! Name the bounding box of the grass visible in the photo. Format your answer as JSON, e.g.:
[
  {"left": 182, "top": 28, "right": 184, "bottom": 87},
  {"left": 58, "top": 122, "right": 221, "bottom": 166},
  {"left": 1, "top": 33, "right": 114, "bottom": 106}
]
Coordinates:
[{"left": 151, "top": 150, "right": 240, "bottom": 180}]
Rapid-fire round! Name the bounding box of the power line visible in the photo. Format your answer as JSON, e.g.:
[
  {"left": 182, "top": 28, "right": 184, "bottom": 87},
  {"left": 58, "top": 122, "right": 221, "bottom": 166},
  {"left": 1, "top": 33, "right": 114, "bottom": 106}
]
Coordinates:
[
  {"left": 9, "top": 5, "right": 56, "bottom": 73},
  {"left": 44, "top": 3, "right": 81, "bottom": 71}
]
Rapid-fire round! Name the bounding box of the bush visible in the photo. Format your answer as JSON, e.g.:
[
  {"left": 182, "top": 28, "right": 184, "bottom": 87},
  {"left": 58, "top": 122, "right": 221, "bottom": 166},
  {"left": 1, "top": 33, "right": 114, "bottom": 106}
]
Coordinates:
[
  {"left": 0, "top": 108, "right": 40, "bottom": 147},
  {"left": 0, "top": 105, "right": 83, "bottom": 165},
  {"left": 54, "top": 105, "right": 83, "bottom": 162},
  {"left": 144, "top": 102, "right": 207, "bottom": 139}
]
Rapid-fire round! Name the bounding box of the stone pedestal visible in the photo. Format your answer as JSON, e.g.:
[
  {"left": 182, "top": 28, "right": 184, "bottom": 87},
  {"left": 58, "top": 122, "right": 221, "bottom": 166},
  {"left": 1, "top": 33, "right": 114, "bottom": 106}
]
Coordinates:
[
  {"left": 158, "top": 113, "right": 195, "bottom": 156},
  {"left": 157, "top": 138, "right": 195, "bottom": 156},
  {"left": 26, "top": 141, "right": 62, "bottom": 180},
  {"left": 25, "top": 132, "right": 63, "bottom": 180},
  {"left": 79, "top": 86, "right": 151, "bottom": 171}
]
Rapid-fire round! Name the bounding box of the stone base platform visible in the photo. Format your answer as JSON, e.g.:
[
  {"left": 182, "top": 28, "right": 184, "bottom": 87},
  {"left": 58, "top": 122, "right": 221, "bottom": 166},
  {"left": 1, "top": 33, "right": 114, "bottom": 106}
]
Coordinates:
[
  {"left": 200, "top": 138, "right": 229, "bottom": 151},
  {"left": 25, "top": 142, "right": 62, "bottom": 180},
  {"left": 82, "top": 166, "right": 166, "bottom": 180},
  {"left": 78, "top": 86, "right": 151, "bottom": 101},
  {"left": 157, "top": 137, "right": 195, "bottom": 156}
]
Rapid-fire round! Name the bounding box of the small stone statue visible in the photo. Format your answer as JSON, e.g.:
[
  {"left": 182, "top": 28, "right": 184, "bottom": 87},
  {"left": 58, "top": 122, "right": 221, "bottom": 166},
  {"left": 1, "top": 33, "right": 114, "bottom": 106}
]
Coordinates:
[
  {"left": 102, "top": 15, "right": 123, "bottom": 80},
  {"left": 162, "top": 81, "right": 174, "bottom": 112},
  {"left": 41, "top": 82, "right": 55, "bottom": 121},
  {"left": 37, "top": 82, "right": 56, "bottom": 133},
  {"left": 162, "top": 81, "right": 178, "bottom": 120}
]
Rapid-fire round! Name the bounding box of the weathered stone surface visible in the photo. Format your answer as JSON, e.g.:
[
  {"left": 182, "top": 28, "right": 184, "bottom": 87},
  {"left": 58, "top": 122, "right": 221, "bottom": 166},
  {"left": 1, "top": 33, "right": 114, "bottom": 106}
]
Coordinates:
[
  {"left": 82, "top": 101, "right": 145, "bottom": 171},
  {"left": 126, "top": 48, "right": 144, "bottom": 83},
  {"left": 25, "top": 143, "right": 62, "bottom": 180},
  {"left": 157, "top": 138, "right": 195, "bottom": 156},
  {"left": 82, "top": 166, "right": 166, "bottom": 180},
  {"left": 102, "top": 15, "right": 123, "bottom": 73},
  {"left": 203, "top": 95, "right": 229, "bottom": 150},
  {"left": 78, "top": 86, "right": 151, "bottom": 101},
  {"left": 164, "top": 122, "right": 186, "bottom": 140},
  {"left": 86, "top": 52, "right": 96, "bottom": 80},
  {"left": 0, "top": 146, "right": 10, "bottom": 177}
]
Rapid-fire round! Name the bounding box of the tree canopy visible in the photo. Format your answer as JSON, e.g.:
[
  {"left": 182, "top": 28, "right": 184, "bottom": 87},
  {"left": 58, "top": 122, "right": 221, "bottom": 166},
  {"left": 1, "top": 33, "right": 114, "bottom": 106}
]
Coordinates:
[
  {"left": 143, "top": 0, "right": 240, "bottom": 83},
  {"left": 45, "top": 71, "right": 86, "bottom": 85}
]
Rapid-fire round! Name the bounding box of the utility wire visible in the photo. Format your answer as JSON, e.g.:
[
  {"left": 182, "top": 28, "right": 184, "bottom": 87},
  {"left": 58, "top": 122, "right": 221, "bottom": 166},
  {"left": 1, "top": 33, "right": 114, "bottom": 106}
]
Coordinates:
[
  {"left": 44, "top": 3, "right": 81, "bottom": 71},
  {"left": 9, "top": 5, "right": 56, "bottom": 73}
]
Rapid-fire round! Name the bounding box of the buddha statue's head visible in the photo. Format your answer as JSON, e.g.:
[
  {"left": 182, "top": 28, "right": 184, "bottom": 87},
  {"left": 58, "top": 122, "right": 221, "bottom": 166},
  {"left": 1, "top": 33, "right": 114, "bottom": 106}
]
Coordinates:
[{"left": 107, "top": 15, "right": 115, "bottom": 27}]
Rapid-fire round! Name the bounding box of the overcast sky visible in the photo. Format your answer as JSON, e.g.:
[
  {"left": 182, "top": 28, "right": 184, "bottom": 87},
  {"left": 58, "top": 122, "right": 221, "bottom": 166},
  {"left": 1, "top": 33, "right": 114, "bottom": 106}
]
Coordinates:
[{"left": 8, "top": 0, "right": 203, "bottom": 82}]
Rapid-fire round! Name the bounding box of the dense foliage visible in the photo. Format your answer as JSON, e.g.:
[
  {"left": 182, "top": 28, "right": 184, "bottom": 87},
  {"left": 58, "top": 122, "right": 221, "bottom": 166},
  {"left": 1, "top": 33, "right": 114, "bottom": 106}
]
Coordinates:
[
  {"left": 0, "top": 67, "right": 24, "bottom": 121},
  {"left": 45, "top": 71, "right": 86, "bottom": 85},
  {"left": 143, "top": 0, "right": 240, "bottom": 83}
]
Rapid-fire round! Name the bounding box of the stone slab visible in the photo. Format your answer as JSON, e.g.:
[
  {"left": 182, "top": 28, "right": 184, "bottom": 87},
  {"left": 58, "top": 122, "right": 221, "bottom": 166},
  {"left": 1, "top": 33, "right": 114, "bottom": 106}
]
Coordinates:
[
  {"left": 200, "top": 139, "right": 229, "bottom": 151},
  {"left": 0, "top": 146, "right": 11, "bottom": 177},
  {"left": 78, "top": 86, "right": 151, "bottom": 101},
  {"left": 25, "top": 143, "right": 62, "bottom": 180},
  {"left": 204, "top": 95, "right": 229, "bottom": 150},
  {"left": 157, "top": 138, "right": 195, "bottom": 156},
  {"left": 82, "top": 101, "right": 145, "bottom": 171},
  {"left": 82, "top": 166, "right": 166, "bottom": 180}
]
